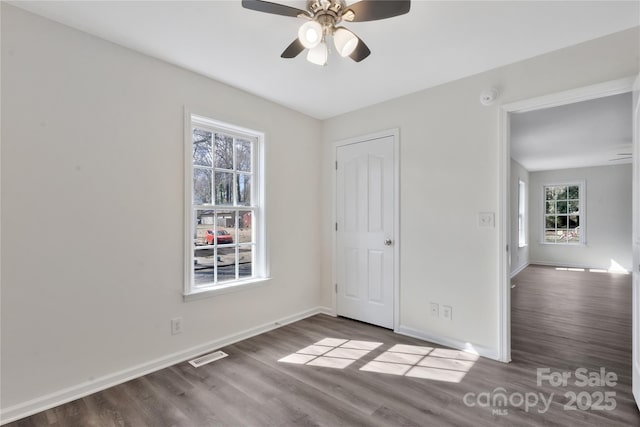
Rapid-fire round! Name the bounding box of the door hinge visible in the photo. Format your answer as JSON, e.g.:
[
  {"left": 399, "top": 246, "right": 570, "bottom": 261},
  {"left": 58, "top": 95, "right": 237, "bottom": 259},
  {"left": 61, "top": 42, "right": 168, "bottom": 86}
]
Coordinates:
[
  {"left": 506, "top": 244, "right": 509, "bottom": 252},
  {"left": 335, "top": 222, "right": 338, "bottom": 231},
  {"left": 335, "top": 161, "right": 338, "bottom": 170},
  {"left": 335, "top": 283, "right": 338, "bottom": 293}
]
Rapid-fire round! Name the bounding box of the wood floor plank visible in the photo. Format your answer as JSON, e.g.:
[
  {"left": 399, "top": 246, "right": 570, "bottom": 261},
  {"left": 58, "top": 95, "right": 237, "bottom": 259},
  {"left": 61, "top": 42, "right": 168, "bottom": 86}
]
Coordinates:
[{"left": 5, "top": 264, "right": 639, "bottom": 426}]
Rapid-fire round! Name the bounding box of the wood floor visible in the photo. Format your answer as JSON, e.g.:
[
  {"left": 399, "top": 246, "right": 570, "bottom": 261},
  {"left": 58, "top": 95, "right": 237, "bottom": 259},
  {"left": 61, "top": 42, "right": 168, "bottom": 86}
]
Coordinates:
[{"left": 7, "top": 265, "right": 639, "bottom": 426}]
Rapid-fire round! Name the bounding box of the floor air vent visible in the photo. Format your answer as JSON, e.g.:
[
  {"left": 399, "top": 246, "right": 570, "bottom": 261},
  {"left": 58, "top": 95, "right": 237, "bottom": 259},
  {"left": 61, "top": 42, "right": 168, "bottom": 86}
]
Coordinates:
[{"left": 189, "top": 350, "right": 228, "bottom": 368}]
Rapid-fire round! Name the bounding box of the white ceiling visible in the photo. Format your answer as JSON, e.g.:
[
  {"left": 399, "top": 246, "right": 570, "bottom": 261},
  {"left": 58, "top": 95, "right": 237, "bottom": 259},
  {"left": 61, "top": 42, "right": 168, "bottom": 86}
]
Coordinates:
[
  {"left": 9, "top": 1, "right": 640, "bottom": 120},
  {"left": 510, "top": 92, "right": 632, "bottom": 171}
]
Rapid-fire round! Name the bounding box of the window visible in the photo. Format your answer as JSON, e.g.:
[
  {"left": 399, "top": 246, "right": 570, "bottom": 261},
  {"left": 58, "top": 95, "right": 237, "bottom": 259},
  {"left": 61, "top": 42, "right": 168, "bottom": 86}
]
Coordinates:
[
  {"left": 518, "top": 180, "right": 526, "bottom": 247},
  {"left": 185, "top": 114, "right": 266, "bottom": 296},
  {"left": 543, "top": 182, "right": 584, "bottom": 245}
]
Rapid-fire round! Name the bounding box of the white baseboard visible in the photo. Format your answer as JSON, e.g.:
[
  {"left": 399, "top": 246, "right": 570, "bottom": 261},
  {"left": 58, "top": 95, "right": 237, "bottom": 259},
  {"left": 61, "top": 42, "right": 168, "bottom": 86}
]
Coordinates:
[
  {"left": 0, "top": 306, "right": 333, "bottom": 425},
  {"left": 316, "top": 306, "right": 335, "bottom": 316},
  {"left": 530, "top": 261, "right": 603, "bottom": 270},
  {"left": 510, "top": 262, "right": 530, "bottom": 278},
  {"left": 395, "top": 325, "right": 501, "bottom": 362}
]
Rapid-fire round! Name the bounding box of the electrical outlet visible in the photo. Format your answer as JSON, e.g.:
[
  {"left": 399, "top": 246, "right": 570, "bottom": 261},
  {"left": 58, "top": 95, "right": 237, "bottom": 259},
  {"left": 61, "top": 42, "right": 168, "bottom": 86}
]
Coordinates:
[
  {"left": 442, "top": 305, "right": 452, "bottom": 320},
  {"left": 171, "top": 317, "right": 183, "bottom": 335},
  {"left": 430, "top": 302, "right": 439, "bottom": 318}
]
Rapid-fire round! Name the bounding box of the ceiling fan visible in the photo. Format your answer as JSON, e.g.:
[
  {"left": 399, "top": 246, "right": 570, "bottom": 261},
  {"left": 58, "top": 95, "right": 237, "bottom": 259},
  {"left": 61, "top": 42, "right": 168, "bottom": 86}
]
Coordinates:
[{"left": 241, "top": 0, "right": 411, "bottom": 65}]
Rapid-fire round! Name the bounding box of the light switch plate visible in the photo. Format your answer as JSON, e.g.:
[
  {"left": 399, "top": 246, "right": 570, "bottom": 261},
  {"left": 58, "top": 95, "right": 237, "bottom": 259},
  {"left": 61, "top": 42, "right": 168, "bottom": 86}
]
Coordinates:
[
  {"left": 430, "top": 302, "right": 439, "bottom": 318},
  {"left": 478, "top": 212, "right": 495, "bottom": 228}
]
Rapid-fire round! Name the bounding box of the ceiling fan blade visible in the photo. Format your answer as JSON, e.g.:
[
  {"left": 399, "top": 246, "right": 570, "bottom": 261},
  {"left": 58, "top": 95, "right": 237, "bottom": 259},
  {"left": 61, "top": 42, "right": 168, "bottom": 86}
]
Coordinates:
[
  {"left": 242, "top": 0, "right": 307, "bottom": 18},
  {"left": 281, "top": 38, "right": 305, "bottom": 58},
  {"left": 349, "top": 35, "right": 371, "bottom": 62},
  {"left": 344, "top": 0, "right": 410, "bottom": 22}
]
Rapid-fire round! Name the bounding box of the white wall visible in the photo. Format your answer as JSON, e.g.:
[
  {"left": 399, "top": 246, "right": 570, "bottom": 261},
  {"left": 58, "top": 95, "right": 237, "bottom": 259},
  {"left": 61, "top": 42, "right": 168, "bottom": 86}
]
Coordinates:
[
  {"left": 528, "top": 165, "right": 632, "bottom": 270},
  {"left": 510, "top": 159, "right": 530, "bottom": 276},
  {"left": 1, "top": 5, "right": 323, "bottom": 418},
  {"left": 320, "top": 27, "right": 639, "bottom": 358}
]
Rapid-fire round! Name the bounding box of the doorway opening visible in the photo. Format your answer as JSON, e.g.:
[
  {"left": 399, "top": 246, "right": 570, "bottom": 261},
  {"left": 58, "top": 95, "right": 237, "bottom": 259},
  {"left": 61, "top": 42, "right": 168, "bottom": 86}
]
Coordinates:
[{"left": 498, "top": 76, "right": 636, "bottom": 363}]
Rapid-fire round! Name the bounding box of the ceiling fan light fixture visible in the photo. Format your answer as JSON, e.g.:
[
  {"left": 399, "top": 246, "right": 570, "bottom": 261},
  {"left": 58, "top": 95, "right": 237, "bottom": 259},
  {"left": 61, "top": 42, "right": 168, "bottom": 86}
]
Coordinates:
[
  {"left": 306, "top": 42, "right": 328, "bottom": 65},
  {"left": 298, "top": 20, "right": 323, "bottom": 48},
  {"left": 333, "top": 27, "right": 358, "bottom": 57},
  {"left": 342, "top": 9, "right": 355, "bottom": 21}
]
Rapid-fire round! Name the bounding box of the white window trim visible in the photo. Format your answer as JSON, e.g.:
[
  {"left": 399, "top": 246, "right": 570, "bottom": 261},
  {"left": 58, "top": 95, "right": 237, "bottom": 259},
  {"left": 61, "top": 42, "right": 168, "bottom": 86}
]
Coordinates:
[
  {"left": 540, "top": 180, "right": 586, "bottom": 246},
  {"left": 518, "top": 179, "right": 527, "bottom": 248},
  {"left": 183, "top": 109, "right": 268, "bottom": 300}
]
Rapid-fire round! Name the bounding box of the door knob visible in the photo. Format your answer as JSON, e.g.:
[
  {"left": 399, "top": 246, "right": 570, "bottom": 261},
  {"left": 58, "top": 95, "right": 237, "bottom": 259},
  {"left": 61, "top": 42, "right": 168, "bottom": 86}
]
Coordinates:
[{"left": 384, "top": 239, "right": 393, "bottom": 246}]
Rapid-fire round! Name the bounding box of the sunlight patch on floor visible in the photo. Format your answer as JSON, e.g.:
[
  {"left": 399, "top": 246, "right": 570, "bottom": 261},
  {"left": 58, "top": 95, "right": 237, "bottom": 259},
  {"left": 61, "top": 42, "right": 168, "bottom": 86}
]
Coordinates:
[
  {"left": 555, "top": 267, "right": 585, "bottom": 272},
  {"left": 279, "top": 338, "right": 477, "bottom": 383},
  {"left": 608, "top": 259, "right": 629, "bottom": 274},
  {"left": 360, "top": 345, "right": 477, "bottom": 383},
  {"left": 555, "top": 261, "right": 629, "bottom": 275},
  {"left": 278, "top": 338, "right": 382, "bottom": 369}
]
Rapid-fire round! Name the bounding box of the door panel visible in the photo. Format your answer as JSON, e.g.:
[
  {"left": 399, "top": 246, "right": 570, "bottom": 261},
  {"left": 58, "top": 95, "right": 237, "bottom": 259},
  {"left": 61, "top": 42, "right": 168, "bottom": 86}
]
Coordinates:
[{"left": 336, "top": 135, "right": 395, "bottom": 329}]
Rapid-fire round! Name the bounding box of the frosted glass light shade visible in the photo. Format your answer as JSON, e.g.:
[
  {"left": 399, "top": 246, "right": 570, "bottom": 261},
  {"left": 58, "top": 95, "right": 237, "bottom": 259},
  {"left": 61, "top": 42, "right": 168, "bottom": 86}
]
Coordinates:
[
  {"left": 298, "top": 21, "right": 323, "bottom": 49},
  {"left": 306, "top": 42, "right": 328, "bottom": 66},
  {"left": 333, "top": 28, "right": 358, "bottom": 57}
]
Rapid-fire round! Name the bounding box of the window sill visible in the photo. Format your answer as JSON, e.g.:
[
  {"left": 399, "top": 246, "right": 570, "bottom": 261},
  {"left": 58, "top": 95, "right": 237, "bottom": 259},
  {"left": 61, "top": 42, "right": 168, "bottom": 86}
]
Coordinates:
[
  {"left": 518, "top": 244, "right": 528, "bottom": 248},
  {"left": 539, "top": 242, "right": 586, "bottom": 246},
  {"left": 183, "top": 277, "right": 271, "bottom": 302}
]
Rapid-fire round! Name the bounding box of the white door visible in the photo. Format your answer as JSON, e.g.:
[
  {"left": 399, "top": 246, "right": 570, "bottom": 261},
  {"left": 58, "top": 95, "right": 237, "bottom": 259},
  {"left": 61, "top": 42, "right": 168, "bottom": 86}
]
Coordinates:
[
  {"left": 632, "top": 74, "right": 640, "bottom": 409},
  {"left": 336, "top": 135, "right": 396, "bottom": 329}
]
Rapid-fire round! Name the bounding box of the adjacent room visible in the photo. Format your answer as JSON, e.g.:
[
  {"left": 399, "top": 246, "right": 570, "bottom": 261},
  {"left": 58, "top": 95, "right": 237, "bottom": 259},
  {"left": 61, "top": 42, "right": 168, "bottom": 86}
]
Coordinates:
[
  {"left": 2, "top": 1, "right": 640, "bottom": 425},
  {"left": 507, "top": 91, "right": 635, "bottom": 423}
]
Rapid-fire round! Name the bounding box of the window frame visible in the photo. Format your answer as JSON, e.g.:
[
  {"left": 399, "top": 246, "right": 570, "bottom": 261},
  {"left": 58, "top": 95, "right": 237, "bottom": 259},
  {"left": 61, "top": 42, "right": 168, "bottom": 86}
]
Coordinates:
[
  {"left": 518, "top": 179, "right": 527, "bottom": 248},
  {"left": 184, "top": 111, "right": 268, "bottom": 300},
  {"left": 540, "top": 180, "right": 586, "bottom": 246}
]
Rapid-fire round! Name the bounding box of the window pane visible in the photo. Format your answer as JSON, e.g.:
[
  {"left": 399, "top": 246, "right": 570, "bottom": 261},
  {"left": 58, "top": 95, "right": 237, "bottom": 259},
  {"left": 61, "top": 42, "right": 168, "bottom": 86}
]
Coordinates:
[
  {"left": 545, "top": 216, "right": 556, "bottom": 229},
  {"left": 194, "top": 247, "right": 215, "bottom": 287},
  {"left": 193, "top": 128, "right": 212, "bottom": 167},
  {"left": 236, "top": 139, "right": 252, "bottom": 172},
  {"left": 195, "top": 210, "right": 215, "bottom": 244},
  {"left": 557, "top": 215, "right": 568, "bottom": 228},
  {"left": 216, "top": 210, "right": 235, "bottom": 241},
  {"left": 193, "top": 169, "right": 212, "bottom": 204},
  {"left": 568, "top": 215, "right": 579, "bottom": 228},
  {"left": 545, "top": 230, "right": 557, "bottom": 243},
  {"left": 545, "top": 187, "right": 554, "bottom": 200},
  {"left": 217, "top": 247, "right": 236, "bottom": 283},
  {"left": 557, "top": 201, "right": 567, "bottom": 214},
  {"left": 568, "top": 200, "right": 579, "bottom": 213},
  {"left": 214, "top": 133, "right": 234, "bottom": 170},
  {"left": 239, "top": 210, "right": 253, "bottom": 244},
  {"left": 215, "top": 172, "right": 233, "bottom": 205},
  {"left": 557, "top": 186, "right": 567, "bottom": 200},
  {"left": 545, "top": 201, "right": 555, "bottom": 214},
  {"left": 546, "top": 186, "right": 567, "bottom": 200},
  {"left": 568, "top": 186, "right": 579, "bottom": 199},
  {"left": 237, "top": 174, "right": 251, "bottom": 206},
  {"left": 239, "top": 245, "right": 253, "bottom": 279},
  {"left": 214, "top": 228, "right": 233, "bottom": 245}
]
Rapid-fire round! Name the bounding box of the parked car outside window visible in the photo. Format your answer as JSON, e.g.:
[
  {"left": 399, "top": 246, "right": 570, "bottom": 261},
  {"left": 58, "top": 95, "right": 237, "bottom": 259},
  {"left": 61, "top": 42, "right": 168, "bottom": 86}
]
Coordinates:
[{"left": 205, "top": 229, "right": 233, "bottom": 245}]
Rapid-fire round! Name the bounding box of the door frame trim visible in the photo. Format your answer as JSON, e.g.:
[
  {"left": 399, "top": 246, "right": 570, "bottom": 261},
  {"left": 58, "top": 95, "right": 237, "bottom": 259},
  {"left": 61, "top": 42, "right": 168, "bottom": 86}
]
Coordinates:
[
  {"left": 333, "top": 128, "right": 400, "bottom": 331},
  {"left": 632, "top": 74, "right": 640, "bottom": 409},
  {"left": 498, "top": 76, "right": 636, "bottom": 363}
]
